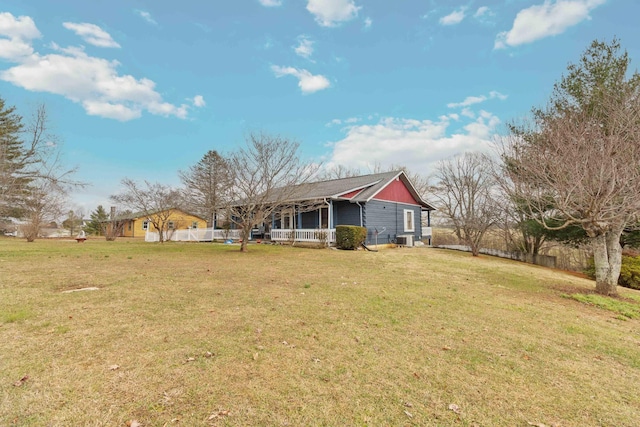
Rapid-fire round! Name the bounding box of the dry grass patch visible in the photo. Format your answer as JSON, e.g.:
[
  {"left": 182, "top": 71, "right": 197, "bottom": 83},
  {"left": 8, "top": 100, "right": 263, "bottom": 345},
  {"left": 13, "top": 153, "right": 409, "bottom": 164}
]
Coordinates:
[{"left": 1, "top": 238, "right": 640, "bottom": 426}]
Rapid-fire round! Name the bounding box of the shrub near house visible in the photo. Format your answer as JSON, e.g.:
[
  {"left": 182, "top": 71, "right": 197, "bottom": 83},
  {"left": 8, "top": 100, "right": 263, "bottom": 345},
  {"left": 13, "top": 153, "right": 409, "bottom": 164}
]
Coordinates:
[{"left": 336, "top": 225, "right": 367, "bottom": 250}]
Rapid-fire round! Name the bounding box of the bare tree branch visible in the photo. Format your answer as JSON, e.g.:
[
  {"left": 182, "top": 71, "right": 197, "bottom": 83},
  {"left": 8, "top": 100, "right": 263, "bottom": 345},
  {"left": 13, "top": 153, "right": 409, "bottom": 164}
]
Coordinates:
[
  {"left": 433, "top": 152, "right": 499, "bottom": 256},
  {"left": 225, "top": 132, "right": 320, "bottom": 252},
  {"left": 110, "top": 179, "right": 183, "bottom": 243}
]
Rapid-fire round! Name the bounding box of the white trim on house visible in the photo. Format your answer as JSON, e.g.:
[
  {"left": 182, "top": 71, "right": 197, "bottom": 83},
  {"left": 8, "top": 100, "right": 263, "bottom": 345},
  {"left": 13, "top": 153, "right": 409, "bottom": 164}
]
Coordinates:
[{"left": 404, "top": 209, "right": 415, "bottom": 232}]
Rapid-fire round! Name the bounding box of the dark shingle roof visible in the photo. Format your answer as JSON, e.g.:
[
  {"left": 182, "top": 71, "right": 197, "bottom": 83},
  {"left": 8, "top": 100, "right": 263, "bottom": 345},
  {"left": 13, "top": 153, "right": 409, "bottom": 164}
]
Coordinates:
[{"left": 270, "top": 170, "right": 435, "bottom": 210}]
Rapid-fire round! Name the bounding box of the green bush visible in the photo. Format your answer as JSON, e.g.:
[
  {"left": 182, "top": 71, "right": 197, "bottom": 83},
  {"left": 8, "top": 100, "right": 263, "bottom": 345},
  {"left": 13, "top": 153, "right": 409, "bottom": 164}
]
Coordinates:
[
  {"left": 336, "top": 225, "right": 367, "bottom": 250},
  {"left": 585, "top": 254, "right": 640, "bottom": 290},
  {"left": 620, "top": 255, "right": 640, "bottom": 290}
]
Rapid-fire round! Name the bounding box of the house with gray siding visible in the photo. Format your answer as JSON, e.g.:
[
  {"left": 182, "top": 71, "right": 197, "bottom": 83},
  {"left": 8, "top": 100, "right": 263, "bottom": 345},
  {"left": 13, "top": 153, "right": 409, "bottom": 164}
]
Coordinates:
[{"left": 256, "top": 170, "right": 435, "bottom": 246}]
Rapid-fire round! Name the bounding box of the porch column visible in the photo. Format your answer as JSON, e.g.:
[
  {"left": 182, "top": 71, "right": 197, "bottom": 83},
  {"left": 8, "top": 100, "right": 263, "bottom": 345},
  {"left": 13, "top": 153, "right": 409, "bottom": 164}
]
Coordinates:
[
  {"left": 329, "top": 200, "right": 333, "bottom": 228},
  {"left": 297, "top": 206, "right": 302, "bottom": 229}
]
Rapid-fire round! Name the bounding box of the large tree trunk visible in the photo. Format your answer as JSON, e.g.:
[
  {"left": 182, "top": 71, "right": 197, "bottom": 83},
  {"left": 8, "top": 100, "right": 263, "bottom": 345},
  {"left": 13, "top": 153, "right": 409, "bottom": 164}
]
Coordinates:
[
  {"left": 466, "top": 230, "right": 483, "bottom": 257},
  {"left": 239, "top": 225, "right": 251, "bottom": 252},
  {"left": 469, "top": 241, "right": 480, "bottom": 257},
  {"left": 592, "top": 228, "right": 624, "bottom": 296}
]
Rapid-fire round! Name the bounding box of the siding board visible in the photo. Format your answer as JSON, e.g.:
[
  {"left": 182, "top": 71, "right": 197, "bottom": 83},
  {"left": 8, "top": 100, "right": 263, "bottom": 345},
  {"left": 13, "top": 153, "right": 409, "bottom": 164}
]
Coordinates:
[
  {"left": 333, "top": 201, "right": 361, "bottom": 226},
  {"left": 364, "top": 200, "right": 421, "bottom": 244}
]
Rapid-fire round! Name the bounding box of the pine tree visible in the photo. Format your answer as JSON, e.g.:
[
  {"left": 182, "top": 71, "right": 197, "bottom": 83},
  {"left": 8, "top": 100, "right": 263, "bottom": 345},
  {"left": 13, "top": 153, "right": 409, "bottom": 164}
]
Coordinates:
[
  {"left": 86, "top": 205, "right": 109, "bottom": 236},
  {"left": 0, "top": 96, "right": 27, "bottom": 218}
]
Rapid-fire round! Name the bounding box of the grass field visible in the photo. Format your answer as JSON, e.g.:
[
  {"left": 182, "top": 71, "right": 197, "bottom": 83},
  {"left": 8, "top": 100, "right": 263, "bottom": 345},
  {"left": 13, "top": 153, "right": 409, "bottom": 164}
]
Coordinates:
[{"left": 1, "top": 238, "right": 640, "bottom": 426}]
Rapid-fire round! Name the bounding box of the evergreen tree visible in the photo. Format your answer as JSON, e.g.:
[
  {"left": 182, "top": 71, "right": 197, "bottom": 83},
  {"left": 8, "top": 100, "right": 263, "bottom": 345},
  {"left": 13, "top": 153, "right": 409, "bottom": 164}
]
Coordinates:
[
  {"left": 0, "top": 96, "right": 27, "bottom": 218},
  {"left": 85, "top": 205, "right": 109, "bottom": 236},
  {"left": 179, "top": 150, "right": 231, "bottom": 227}
]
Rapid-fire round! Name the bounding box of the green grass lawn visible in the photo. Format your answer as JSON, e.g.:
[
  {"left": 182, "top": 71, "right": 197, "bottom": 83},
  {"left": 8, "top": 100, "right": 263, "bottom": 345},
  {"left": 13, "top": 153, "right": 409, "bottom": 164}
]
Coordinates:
[{"left": 1, "top": 238, "right": 639, "bottom": 426}]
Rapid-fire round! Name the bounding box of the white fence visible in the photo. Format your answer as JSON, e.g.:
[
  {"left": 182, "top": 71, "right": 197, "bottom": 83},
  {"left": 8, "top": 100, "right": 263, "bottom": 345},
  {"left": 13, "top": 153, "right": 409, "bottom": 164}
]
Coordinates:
[
  {"left": 145, "top": 227, "right": 336, "bottom": 244},
  {"left": 145, "top": 228, "right": 243, "bottom": 242},
  {"left": 436, "top": 245, "right": 557, "bottom": 268},
  {"left": 270, "top": 228, "right": 336, "bottom": 244}
]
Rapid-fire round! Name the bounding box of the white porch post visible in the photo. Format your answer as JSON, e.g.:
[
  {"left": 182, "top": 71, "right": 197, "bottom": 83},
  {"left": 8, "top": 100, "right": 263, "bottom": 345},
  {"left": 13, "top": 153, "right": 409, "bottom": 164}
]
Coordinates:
[{"left": 329, "top": 199, "right": 333, "bottom": 228}]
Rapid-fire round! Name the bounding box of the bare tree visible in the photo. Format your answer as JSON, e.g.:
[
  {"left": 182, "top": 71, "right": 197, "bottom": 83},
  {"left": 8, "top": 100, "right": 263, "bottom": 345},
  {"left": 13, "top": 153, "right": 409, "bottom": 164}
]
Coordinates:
[
  {"left": 20, "top": 179, "right": 67, "bottom": 242},
  {"left": 320, "top": 164, "right": 362, "bottom": 180},
  {"left": 110, "top": 179, "right": 183, "bottom": 243},
  {"left": 1, "top": 102, "right": 80, "bottom": 219},
  {"left": 499, "top": 39, "right": 640, "bottom": 295},
  {"left": 102, "top": 207, "right": 128, "bottom": 241},
  {"left": 433, "top": 152, "right": 499, "bottom": 256},
  {"left": 179, "top": 150, "right": 231, "bottom": 227},
  {"left": 226, "top": 132, "right": 319, "bottom": 252},
  {"left": 63, "top": 208, "right": 84, "bottom": 236}
]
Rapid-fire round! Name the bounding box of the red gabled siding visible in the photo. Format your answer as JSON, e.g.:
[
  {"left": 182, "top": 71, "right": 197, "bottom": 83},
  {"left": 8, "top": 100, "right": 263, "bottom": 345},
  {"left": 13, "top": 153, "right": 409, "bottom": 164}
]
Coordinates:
[
  {"left": 373, "top": 178, "right": 420, "bottom": 205},
  {"left": 338, "top": 189, "right": 364, "bottom": 199}
]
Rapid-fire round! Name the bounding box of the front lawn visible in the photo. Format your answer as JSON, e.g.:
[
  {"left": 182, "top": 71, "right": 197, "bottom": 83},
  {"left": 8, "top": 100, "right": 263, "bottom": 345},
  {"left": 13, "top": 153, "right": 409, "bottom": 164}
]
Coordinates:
[{"left": 1, "top": 238, "right": 639, "bottom": 426}]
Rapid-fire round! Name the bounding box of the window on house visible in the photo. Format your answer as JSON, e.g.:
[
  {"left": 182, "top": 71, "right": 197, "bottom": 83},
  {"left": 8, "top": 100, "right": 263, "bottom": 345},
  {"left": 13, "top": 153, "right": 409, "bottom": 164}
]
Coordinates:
[
  {"left": 404, "top": 209, "right": 415, "bottom": 232},
  {"left": 142, "top": 221, "right": 149, "bottom": 231},
  {"left": 192, "top": 221, "right": 199, "bottom": 229},
  {"left": 168, "top": 221, "right": 175, "bottom": 230}
]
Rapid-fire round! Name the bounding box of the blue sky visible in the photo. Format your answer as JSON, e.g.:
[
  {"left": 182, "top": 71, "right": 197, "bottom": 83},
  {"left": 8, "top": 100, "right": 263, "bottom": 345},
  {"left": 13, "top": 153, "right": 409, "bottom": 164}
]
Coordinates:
[{"left": 0, "top": 0, "right": 636, "bottom": 212}]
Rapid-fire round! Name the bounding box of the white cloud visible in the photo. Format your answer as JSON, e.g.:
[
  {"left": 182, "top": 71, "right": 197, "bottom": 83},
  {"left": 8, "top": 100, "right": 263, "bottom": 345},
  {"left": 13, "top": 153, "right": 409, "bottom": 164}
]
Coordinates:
[
  {"left": 0, "top": 13, "right": 193, "bottom": 121},
  {"left": 461, "top": 108, "right": 475, "bottom": 118},
  {"left": 63, "top": 22, "right": 120, "bottom": 48},
  {"left": 363, "top": 17, "right": 372, "bottom": 29},
  {"left": 271, "top": 65, "right": 330, "bottom": 94},
  {"left": 0, "top": 12, "right": 40, "bottom": 39},
  {"left": 474, "top": 6, "right": 496, "bottom": 23},
  {"left": 474, "top": 6, "right": 490, "bottom": 18},
  {"left": 82, "top": 100, "right": 140, "bottom": 121},
  {"left": 327, "top": 113, "right": 501, "bottom": 173},
  {"left": 294, "top": 36, "right": 314, "bottom": 59},
  {"left": 193, "top": 95, "right": 206, "bottom": 107},
  {"left": 135, "top": 10, "right": 158, "bottom": 25},
  {"left": 0, "top": 12, "right": 41, "bottom": 60},
  {"left": 439, "top": 7, "right": 467, "bottom": 25},
  {"left": 447, "top": 91, "right": 507, "bottom": 108},
  {"left": 326, "top": 117, "right": 361, "bottom": 127},
  {"left": 259, "top": 0, "right": 283, "bottom": 6},
  {"left": 307, "top": 0, "right": 361, "bottom": 27},
  {"left": 495, "top": 0, "right": 606, "bottom": 49},
  {"left": 489, "top": 90, "right": 508, "bottom": 100}
]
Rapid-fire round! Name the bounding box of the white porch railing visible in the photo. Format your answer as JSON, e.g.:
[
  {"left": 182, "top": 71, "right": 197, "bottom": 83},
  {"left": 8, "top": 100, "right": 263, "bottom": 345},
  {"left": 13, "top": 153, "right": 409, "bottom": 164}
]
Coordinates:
[
  {"left": 270, "top": 228, "right": 336, "bottom": 244},
  {"left": 145, "top": 228, "right": 243, "bottom": 242},
  {"left": 145, "top": 227, "right": 336, "bottom": 244}
]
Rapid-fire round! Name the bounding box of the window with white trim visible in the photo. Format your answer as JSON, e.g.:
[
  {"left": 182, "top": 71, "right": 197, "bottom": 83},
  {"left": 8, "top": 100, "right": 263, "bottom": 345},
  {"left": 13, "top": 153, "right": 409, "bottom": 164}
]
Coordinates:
[
  {"left": 192, "top": 221, "right": 199, "bottom": 229},
  {"left": 142, "top": 220, "right": 149, "bottom": 231},
  {"left": 168, "top": 221, "right": 175, "bottom": 230},
  {"left": 404, "top": 209, "right": 415, "bottom": 232}
]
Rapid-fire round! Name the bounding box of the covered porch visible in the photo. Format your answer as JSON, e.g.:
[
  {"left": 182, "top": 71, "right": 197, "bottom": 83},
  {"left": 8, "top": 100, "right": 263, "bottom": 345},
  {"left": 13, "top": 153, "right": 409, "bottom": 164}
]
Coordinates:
[{"left": 260, "top": 199, "right": 338, "bottom": 245}]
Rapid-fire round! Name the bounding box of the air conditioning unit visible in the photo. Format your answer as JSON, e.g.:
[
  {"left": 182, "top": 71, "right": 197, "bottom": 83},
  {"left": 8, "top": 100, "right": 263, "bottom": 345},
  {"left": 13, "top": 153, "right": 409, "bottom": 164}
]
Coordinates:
[{"left": 397, "top": 235, "right": 414, "bottom": 246}]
